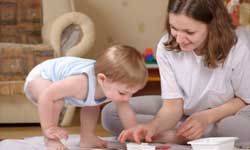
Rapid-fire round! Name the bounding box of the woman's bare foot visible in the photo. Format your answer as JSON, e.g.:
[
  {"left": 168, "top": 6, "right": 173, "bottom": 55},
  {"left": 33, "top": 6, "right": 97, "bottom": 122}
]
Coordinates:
[
  {"left": 80, "top": 134, "right": 107, "bottom": 148},
  {"left": 152, "top": 130, "right": 188, "bottom": 144},
  {"left": 44, "top": 137, "right": 68, "bottom": 150}
]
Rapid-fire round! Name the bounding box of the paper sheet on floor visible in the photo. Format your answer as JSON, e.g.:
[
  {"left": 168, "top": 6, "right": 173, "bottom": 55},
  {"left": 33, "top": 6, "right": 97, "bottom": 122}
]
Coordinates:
[
  {"left": 0, "top": 135, "right": 122, "bottom": 150},
  {"left": 0, "top": 134, "right": 192, "bottom": 150}
]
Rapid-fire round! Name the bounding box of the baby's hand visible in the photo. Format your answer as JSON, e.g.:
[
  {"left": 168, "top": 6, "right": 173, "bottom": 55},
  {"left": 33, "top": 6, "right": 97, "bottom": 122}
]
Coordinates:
[{"left": 44, "top": 126, "right": 68, "bottom": 140}]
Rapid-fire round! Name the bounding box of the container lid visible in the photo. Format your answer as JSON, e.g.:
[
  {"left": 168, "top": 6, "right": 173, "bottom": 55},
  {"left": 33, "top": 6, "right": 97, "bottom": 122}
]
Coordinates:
[{"left": 187, "top": 137, "right": 238, "bottom": 145}]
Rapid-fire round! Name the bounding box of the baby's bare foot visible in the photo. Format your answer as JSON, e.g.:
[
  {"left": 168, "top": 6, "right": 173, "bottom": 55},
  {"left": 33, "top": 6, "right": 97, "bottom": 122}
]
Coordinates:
[
  {"left": 80, "top": 135, "right": 107, "bottom": 148},
  {"left": 44, "top": 137, "right": 68, "bottom": 150}
]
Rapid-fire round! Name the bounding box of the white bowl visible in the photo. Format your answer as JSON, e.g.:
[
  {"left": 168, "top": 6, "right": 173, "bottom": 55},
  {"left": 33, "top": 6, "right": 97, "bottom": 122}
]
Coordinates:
[{"left": 187, "top": 137, "right": 238, "bottom": 150}]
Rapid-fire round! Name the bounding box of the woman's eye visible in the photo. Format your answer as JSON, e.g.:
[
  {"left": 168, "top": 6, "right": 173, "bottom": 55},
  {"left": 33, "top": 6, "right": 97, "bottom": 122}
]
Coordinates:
[{"left": 186, "top": 31, "right": 195, "bottom": 35}]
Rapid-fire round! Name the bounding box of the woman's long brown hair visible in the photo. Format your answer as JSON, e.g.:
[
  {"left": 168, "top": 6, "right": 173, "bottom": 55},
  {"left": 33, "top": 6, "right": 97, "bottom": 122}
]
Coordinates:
[{"left": 164, "top": 0, "right": 237, "bottom": 68}]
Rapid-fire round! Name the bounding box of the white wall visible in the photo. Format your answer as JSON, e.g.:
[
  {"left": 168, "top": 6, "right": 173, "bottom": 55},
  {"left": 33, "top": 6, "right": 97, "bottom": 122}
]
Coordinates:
[
  {"left": 74, "top": 0, "right": 169, "bottom": 58},
  {"left": 42, "top": 0, "right": 73, "bottom": 24}
]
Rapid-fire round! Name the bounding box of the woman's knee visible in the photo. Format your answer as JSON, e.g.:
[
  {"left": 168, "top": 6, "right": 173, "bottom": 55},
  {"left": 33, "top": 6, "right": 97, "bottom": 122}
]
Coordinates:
[
  {"left": 236, "top": 105, "right": 250, "bottom": 119},
  {"left": 216, "top": 105, "right": 250, "bottom": 135},
  {"left": 130, "top": 95, "right": 162, "bottom": 114},
  {"left": 216, "top": 115, "right": 250, "bottom": 147},
  {"left": 101, "top": 102, "right": 117, "bottom": 126},
  {"left": 101, "top": 102, "right": 123, "bottom": 135}
]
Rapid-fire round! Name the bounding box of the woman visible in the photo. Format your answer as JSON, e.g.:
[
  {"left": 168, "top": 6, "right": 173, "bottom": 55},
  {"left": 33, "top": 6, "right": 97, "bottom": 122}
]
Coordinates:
[{"left": 101, "top": 0, "right": 250, "bottom": 147}]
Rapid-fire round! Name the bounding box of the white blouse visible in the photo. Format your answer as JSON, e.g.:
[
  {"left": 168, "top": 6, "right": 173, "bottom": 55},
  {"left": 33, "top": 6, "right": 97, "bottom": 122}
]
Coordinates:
[{"left": 156, "top": 27, "right": 250, "bottom": 115}]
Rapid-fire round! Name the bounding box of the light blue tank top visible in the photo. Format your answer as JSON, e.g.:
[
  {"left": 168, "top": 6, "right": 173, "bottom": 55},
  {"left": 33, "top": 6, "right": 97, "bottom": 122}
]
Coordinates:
[{"left": 39, "top": 56, "right": 108, "bottom": 107}]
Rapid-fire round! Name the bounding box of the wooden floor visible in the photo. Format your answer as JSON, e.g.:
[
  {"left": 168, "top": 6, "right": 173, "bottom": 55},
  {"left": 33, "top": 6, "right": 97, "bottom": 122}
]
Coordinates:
[
  {"left": 0, "top": 108, "right": 112, "bottom": 140},
  {"left": 0, "top": 123, "right": 111, "bottom": 139}
]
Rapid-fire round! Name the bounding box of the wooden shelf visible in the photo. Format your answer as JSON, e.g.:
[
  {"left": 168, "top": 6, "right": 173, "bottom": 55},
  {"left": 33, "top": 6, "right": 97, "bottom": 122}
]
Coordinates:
[
  {"left": 135, "top": 66, "right": 161, "bottom": 96},
  {"left": 148, "top": 77, "right": 160, "bottom": 81},
  {"left": 146, "top": 64, "right": 158, "bottom": 68},
  {"left": 147, "top": 66, "right": 160, "bottom": 81}
]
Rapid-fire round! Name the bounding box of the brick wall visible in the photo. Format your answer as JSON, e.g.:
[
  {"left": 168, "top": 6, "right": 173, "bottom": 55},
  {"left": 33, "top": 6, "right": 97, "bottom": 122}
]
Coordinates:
[
  {"left": 0, "top": 43, "right": 53, "bottom": 96},
  {"left": 0, "top": 0, "right": 42, "bottom": 44}
]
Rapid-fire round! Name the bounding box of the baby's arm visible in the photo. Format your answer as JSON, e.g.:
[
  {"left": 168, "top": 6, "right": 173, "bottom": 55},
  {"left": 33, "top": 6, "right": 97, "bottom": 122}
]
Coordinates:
[
  {"left": 115, "top": 101, "right": 137, "bottom": 129},
  {"left": 38, "top": 75, "right": 88, "bottom": 139},
  {"left": 38, "top": 87, "right": 69, "bottom": 149},
  {"left": 79, "top": 105, "right": 107, "bottom": 148},
  {"left": 38, "top": 88, "right": 67, "bottom": 140},
  {"left": 38, "top": 96, "right": 68, "bottom": 140}
]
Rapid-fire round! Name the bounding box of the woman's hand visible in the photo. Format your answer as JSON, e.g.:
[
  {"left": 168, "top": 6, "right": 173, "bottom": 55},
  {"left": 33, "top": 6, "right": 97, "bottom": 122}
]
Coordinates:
[
  {"left": 43, "top": 126, "right": 68, "bottom": 140},
  {"left": 177, "top": 111, "right": 209, "bottom": 140},
  {"left": 118, "top": 124, "right": 156, "bottom": 144}
]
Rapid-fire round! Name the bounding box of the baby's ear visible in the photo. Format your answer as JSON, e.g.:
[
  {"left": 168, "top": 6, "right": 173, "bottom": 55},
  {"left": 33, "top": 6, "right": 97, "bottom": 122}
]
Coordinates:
[{"left": 97, "top": 73, "right": 107, "bottom": 82}]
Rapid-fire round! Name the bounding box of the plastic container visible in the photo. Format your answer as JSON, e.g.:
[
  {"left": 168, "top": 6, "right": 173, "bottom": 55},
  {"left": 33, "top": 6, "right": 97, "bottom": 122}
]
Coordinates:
[
  {"left": 126, "top": 143, "right": 155, "bottom": 150},
  {"left": 187, "top": 137, "right": 238, "bottom": 150}
]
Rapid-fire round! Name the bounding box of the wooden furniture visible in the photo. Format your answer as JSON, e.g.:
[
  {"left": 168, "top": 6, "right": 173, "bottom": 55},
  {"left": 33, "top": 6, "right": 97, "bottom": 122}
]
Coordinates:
[
  {"left": 0, "top": 1, "right": 46, "bottom": 124},
  {"left": 0, "top": 0, "right": 95, "bottom": 126},
  {"left": 0, "top": 43, "right": 54, "bottom": 123}
]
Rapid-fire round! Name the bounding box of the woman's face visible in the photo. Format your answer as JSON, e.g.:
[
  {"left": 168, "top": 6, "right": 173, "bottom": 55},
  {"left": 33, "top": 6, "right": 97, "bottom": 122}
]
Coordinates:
[{"left": 169, "top": 13, "right": 208, "bottom": 53}]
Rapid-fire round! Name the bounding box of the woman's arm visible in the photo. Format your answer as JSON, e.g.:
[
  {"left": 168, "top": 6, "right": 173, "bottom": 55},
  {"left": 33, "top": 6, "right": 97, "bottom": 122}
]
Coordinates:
[
  {"left": 118, "top": 98, "right": 183, "bottom": 143},
  {"left": 205, "top": 97, "right": 246, "bottom": 124},
  {"left": 178, "top": 97, "right": 246, "bottom": 140},
  {"left": 147, "top": 99, "right": 184, "bottom": 135}
]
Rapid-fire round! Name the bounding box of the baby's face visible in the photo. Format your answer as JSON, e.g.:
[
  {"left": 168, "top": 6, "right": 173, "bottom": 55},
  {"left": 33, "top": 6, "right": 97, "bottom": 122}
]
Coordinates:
[{"left": 101, "top": 80, "right": 142, "bottom": 102}]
